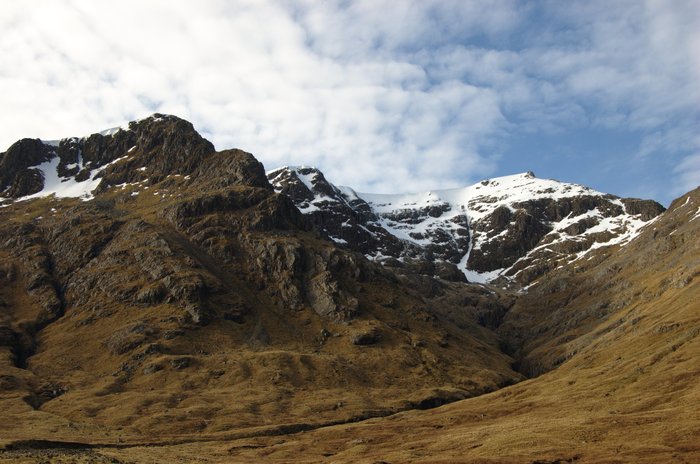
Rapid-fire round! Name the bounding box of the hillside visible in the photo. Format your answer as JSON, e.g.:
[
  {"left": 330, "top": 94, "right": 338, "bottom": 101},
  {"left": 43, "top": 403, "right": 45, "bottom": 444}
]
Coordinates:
[
  {"left": 83, "top": 185, "right": 699, "bottom": 464},
  {"left": 0, "top": 115, "right": 521, "bottom": 451},
  {"left": 0, "top": 115, "right": 697, "bottom": 463},
  {"left": 232, "top": 184, "right": 696, "bottom": 463}
]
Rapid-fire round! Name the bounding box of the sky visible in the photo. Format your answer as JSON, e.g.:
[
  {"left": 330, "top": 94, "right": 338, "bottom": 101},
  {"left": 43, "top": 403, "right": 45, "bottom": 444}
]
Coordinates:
[{"left": 1, "top": 1, "right": 699, "bottom": 205}]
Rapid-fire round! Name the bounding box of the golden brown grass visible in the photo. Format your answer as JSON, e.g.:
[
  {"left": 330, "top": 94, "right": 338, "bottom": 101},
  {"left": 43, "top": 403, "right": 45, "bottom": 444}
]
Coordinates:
[{"left": 0, "top": 180, "right": 697, "bottom": 463}]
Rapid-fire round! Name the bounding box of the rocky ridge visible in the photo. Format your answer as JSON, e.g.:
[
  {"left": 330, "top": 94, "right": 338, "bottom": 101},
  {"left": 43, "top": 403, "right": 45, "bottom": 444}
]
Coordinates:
[
  {"left": 268, "top": 166, "right": 664, "bottom": 285},
  {"left": 0, "top": 114, "right": 522, "bottom": 444},
  {"left": 0, "top": 114, "right": 215, "bottom": 202},
  {"left": 0, "top": 114, "right": 697, "bottom": 463},
  {"left": 210, "top": 184, "right": 700, "bottom": 464}
]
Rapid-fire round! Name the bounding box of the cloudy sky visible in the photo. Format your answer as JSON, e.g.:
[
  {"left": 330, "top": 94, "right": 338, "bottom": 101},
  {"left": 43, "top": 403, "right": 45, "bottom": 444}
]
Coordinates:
[{"left": 1, "top": 1, "right": 699, "bottom": 205}]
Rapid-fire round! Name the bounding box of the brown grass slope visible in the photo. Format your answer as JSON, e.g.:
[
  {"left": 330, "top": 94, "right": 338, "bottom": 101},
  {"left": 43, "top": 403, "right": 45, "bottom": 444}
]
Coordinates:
[
  {"left": 78, "top": 186, "right": 700, "bottom": 463},
  {"left": 0, "top": 118, "right": 696, "bottom": 462},
  {"left": 0, "top": 121, "right": 523, "bottom": 459}
]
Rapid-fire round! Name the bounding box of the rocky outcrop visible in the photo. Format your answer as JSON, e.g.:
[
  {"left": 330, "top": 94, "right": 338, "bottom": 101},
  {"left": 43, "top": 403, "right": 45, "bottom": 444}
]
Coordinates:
[
  {"left": 620, "top": 197, "right": 666, "bottom": 220},
  {"left": 269, "top": 167, "right": 665, "bottom": 286},
  {"left": 93, "top": 114, "right": 216, "bottom": 191},
  {"left": 0, "top": 114, "right": 217, "bottom": 201},
  {"left": 0, "top": 139, "right": 54, "bottom": 197},
  {"left": 195, "top": 149, "right": 271, "bottom": 190},
  {"left": 242, "top": 238, "right": 362, "bottom": 321},
  {"left": 267, "top": 167, "right": 409, "bottom": 257}
]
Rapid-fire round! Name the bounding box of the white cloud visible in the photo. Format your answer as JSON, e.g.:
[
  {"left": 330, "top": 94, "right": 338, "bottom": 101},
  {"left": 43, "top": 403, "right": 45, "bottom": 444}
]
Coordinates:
[
  {"left": 675, "top": 152, "right": 700, "bottom": 195},
  {"left": 0, "top": 0, "right": 698, "bottom": 199}
]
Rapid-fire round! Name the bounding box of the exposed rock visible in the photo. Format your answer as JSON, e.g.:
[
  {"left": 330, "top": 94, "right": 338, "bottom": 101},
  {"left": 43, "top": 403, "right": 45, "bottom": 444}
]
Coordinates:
[
  {"left": 243, "top": 238, "right": 362, "bottom": 321},
  {"left": 0, "top": 139, "right": 54, "bottom": 197},
  {"left": 270, "top": 168, "right": 664, "bottom": 285},
  {"left": 267, "top": 166, "right": 410, "bottom": 258},
  {"left": 94, "top": 114, "right": 215, "bottom": 191},
  {"left": 195, "top": 149, "right": 271, "bottom": 190},
  {"left": 620, "top": 197, "right": 666, "bottom": 220},
  {"left": 2, "top": 114, "right": 218, "bottom": 201},
  {"left": 143, "top": 363, "right": 163, "bottom": 375},
  {"left": 170, "top": 357, "right": 192, "bottom": 370},
  {"left": 104, "top": 323, "right": 156, "bottom": 355},
  {"left": 135, "top": 283, "right": 168, "bottom": 304},
  {"left": 352, "top": 327, "right": 381, "bottom": 345}
]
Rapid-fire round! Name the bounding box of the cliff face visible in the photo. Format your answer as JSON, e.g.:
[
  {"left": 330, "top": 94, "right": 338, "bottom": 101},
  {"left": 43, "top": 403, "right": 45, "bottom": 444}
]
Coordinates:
[
  {"left": 0, "top": 115, "right": 216, "bottom": 200},
  {"left": 268, "top": 167, "right": 664, "bottom": 285}
]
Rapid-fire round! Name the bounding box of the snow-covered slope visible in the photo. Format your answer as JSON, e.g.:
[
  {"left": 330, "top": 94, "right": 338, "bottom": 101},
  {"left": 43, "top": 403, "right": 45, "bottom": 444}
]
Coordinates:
[
  {"left": 268, "top": 167, "right": 665, "bottom": 286},
  {"left": 0, "top": 116, "right": 665, "bottom": 288},
  {"left": 0, "top": 114, "right": 213, "bottom": 205}
]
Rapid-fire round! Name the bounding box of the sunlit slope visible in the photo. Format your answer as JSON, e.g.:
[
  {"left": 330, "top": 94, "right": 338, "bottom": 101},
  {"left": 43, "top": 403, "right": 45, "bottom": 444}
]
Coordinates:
[{"left": 136, "top": 187, "right": 698, "bottom": 463}]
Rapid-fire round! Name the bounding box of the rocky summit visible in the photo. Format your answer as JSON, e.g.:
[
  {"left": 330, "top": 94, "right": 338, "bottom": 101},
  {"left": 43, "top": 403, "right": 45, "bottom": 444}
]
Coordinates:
[
  {"left": 0, "top": 115, "right": 697, "bottom": 464},
  {"left": 268, "top": 166, "right": 664, "bottom": 286}
]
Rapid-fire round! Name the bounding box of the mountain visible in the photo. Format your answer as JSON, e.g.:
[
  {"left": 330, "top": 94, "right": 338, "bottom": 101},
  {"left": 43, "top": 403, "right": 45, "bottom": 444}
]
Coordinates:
[
  {"left": 268, "top": 166, "right": 664, "bottom": 286},
  {"left": 221, "top": 185, "right": 700, "bottom": 464},
  {"left": 0, "top": 115, "right": 522, "bottom": 450},
  {"left": 0, "top": 115, "right": 219, "bottom": 202},
  {"left": 0, "top": 115, "right": 696, "bottom": 463}
]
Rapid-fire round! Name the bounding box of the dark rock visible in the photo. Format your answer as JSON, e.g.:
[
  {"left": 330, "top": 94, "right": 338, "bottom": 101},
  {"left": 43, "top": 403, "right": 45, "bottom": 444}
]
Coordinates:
[
  {"left": 23, "top": 381, "right": 68, "bottom": 409},
  {"left": 196, "top": 149, "right": 271, "bottom": 190},
  {"left": 94, "top": 114, "right": 215, "bottom": 191},
  {"left": 103, "top": 323, "right": 155, "bottom": 355},
  {"left": 163, "top": 329, "right": 185, "bottom": 340},
  {"left": 143, "top": 363, "right": 163, "bottom": 375},
  {"left": 135, "top": 283, "right": 167, "bottom": 304},
  {"left": 267, "top": 166, "right": 409, "bottom": 258},
  {"left": 170, "top": 357, "right": 192, "bottom": 370},
  {"left": 352, "top": 327, "right": 381, "bottom": 345},
  {"left": 434, "top": 262, "right": 468, "bottom": 282},
  {"left": 563, "top": 217, "right": 599, "bottom": 235},
  {"left": 0, "top": 138, "right": 54, "bottom": 197},
  {"left": 620, "top": 198, "right": 665, "bottom": 221},
  {"left": 469, "top": 207, "right": 552, "bottom": 272}
]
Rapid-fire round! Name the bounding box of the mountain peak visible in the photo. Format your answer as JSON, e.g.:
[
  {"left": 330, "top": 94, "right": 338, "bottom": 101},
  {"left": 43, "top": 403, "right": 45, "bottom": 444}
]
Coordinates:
[
  {"left": 1, "top": 116, "right": 697, "bottom": 463},
  {"left": 0, "top": 114, "right": 215, "bottom": 202},
  {"left": 269, "top": 165, "right": 665, "bottom": 286}
]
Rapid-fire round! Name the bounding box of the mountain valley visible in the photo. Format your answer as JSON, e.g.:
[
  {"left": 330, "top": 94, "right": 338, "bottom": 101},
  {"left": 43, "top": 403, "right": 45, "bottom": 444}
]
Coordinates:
[{"left": 0, "top": 115, "right": 697, "bottom": 463}]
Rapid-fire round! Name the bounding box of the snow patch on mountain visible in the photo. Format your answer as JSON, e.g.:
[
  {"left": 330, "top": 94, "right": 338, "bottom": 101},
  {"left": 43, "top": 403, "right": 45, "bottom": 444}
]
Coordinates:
[
  {"left": 269, "top": 167, "right": 664, "bottom": 286},
  {"left": 12, "top": 152, "right": 134, "bottom": 203},
  {"left": 0, "top": 121, "right": 161, "bottom": 205},
  {"left": 22, "top": 156, "right": 99, "bottom": 201}
]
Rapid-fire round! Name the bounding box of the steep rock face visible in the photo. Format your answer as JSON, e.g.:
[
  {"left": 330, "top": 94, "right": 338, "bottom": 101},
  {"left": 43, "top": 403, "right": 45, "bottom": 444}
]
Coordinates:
[
  {"left": 0, "top": 116, "right": 522, "bottom": 442},
  {"left": 0, "top": 114, "right": 215, "bottom": 202},
  {"left": 93, "top": 114, "right": 215, "bottom": 191},
  {"left": 0, "top": 139, "right": 55, "bottom": 197},
  {"left": 269, "top": 167, "right": 665, "bottom": 285},
  {"left": 267, "top": 167, "right": 410, "bottom": 256},
  {"left": 499, "top": 185, "right": 700, "bottom": 377}
]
